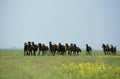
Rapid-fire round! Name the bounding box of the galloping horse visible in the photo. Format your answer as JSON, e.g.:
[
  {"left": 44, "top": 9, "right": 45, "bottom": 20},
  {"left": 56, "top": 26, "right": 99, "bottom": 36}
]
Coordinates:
[
  {"left": 86, "top": 44, "right": 92, "bottom": 55},
  {"left": 31, "top": 42, "right": 38, "bottom": 56},
  {"left": 38, "top": 43, "right": 49, "bottom": 56},
  {"left": 27, "top": 41, "right": 32, "bottom": 56},
  {"left": 102, "top": 44, "right": 110, "bottom": 55},
  {"left": 110, "top": 44, "right": 116, "bottom": 55},
  {"left": 58, "top": 43, "right": 65, "bottom": 55},
  {"left": 49, "top": 41, "right": 56, "bottom": 56},
  {"left": 24, "top": 42, "right": 28, "bottom": 56},
  {"left": 75, "top": 46, "right": 81, "bottom": 55},
  {"left": 73, "top": 44, "right": 81, "bottom": 55},
  {"left": 65, "top": 43, "right": 72, "bottom": 55},
  {"left": 38, "top": 43, "right": 42, "bottom": 55}
]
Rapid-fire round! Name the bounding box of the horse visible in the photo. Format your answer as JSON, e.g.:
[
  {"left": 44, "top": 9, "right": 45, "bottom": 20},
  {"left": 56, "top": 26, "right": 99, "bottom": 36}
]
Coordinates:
[
  {"left": 38, "top": 43, "right": 49, "bottom": 56},
  {"left": 76, "top": 46, "right": 81, "bottom": 55},
  {"left": 110, "top": 44, "right": 116, "bottom": 55},
  {"left": 49, "top": 41, "right": 56, "bottom": 56},
  {"left": 27, "top": 41, "right": 32, "bottom": 56},
  {"left": 86, "top": 44, "right": 92, "bottom": 55},
  {"left": 65, "top": 43, "right": 72, "bottom": 55},
  {"left": 38, "top": 43, "right": 42, "bottom": 55},
  {"left": 72, "top": 44, "right": 81, "bottom": 55},
  {"left": 73, "top": 44, "right": 77, "bottom": 55},
  {"left": 58, "top": 43, "right": 65, "bottom": 55},
  {"left": 102, "top": 44, "right": 110, "bottom": 55},
  {"left": 24, "top": 42, "right": 28, "bottom": 56},
  {"left": 31, "top": 42, "right": 38, "bottom": 56}
]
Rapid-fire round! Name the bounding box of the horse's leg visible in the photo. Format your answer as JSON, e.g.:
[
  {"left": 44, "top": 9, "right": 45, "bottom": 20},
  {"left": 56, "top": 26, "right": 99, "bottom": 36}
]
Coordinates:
[
  {"left": 77, "top": 51, "right": 79, "bottom": 55},
  {"left": 69, "top": 51, "right": 72, "bottom": 56},
  {"left": 67, "top": 51, "right": 69, "bottom": 55},
  {"left": 68, "top": 51, "right": 71, "bottom": 56},
  {"left": 28, "top": 51, "right": 30, "bottom": 56},
  {"left": 26, "top": 51, "right": 28, "bottom": 56},
  {"left": 34, "top": 51, "right": 36, "bottom": 56}
]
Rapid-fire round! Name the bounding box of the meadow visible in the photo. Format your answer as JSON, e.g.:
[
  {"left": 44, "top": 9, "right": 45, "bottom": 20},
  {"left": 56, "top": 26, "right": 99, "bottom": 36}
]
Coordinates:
[{"left": 0, "top": 49, "right": 120, "bottom": 79}]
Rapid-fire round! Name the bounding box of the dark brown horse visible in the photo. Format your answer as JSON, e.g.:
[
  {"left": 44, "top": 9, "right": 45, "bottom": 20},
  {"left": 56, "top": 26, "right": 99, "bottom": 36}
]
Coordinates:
[
  {"left": 75, "top": 46, "right": 81, "bottom": 55},
  {"left": 73, "top": 44, "right": 81, "bottom": 55},
  {"left": 31, "top": 42, "right": 38, "bottom": 56},
  {"left": 86, "top": 44, "right": 92, "bottom": 55},
  {"left": 38, "top": 43, "right": 49, "bottom": 56},
  {"left": 65, "top": 43, "right": 72, "bottom": 55},
  {"left": 41, "top": 44, "right": 49, "bottom": 55},
  {"left": 102, "top": 44, "right": 110, "bottom": 55}
]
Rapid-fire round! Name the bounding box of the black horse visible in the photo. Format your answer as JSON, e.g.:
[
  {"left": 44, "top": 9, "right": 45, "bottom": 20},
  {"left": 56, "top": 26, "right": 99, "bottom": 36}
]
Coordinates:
[
  {"left": 38, "top": 43, "right": 49, "bottom": 56},
  {"left": 110, "top": 44, "right": 117, "bottom": 55},
  {"left": 58, "top": 43, "right": 65, "bottom": 55},
  {"left": 86, "top": 44, "right": 92, "bottom": 55},
  {"left": 24, "top": 42, "right": 28, "bottom": 56},
  {"left": 49, "top": 41, "right": 56, "bottom": 56},
  {"left": 38, "top": 43, "right": 42, "bottom": 55},
  {"left": 27, "top": 41, "right": 32, "bottom": 56}
]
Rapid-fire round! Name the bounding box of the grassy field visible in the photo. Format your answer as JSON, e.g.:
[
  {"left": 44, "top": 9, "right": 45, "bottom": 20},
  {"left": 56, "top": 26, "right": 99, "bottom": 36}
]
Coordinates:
[{"left": 0, "top": 49, "right": 120, "bottom": 79}]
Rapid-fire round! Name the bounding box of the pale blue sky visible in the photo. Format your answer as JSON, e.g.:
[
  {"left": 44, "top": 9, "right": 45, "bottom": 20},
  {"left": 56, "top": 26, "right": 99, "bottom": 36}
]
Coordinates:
[{"left": 0, "top": 0, "right": 120, "bottom": 50}]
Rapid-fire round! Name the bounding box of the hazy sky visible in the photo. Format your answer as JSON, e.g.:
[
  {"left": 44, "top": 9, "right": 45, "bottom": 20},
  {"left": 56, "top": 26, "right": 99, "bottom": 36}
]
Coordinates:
[{"left": 0, "top": 0, "right": 120, "bottom": 50}]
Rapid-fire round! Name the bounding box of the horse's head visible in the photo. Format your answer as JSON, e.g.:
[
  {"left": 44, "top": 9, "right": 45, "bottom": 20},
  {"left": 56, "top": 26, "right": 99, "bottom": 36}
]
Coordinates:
[
  {"left": 102, "top": 44, "right": 105, "bottom": 48},
  {"left": 86, "top": 44, "right": 88, "bottom": 47},
  {"left": 32, "top": 42, "right": 34, "bottom": 45},
  {"left": 38, "top": 43, "right": 41, "bottom": 46},
  {"left": 24, "top": 42, "right": 27, "bottom": 46},
  {"left": 28, "top": 41, "right": 31, "bottom": 45}
]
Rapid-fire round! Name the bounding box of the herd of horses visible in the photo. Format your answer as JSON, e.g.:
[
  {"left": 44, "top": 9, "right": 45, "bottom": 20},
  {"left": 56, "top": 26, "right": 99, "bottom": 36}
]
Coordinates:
[{"left": 24, "top": 41, "right": 117, "bottom": 56}]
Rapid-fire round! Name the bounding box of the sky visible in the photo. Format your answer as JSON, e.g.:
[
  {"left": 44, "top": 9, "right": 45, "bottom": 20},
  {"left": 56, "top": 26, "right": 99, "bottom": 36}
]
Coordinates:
[{"left": 0, "top": 0, "right": 120, "bottom": 50}]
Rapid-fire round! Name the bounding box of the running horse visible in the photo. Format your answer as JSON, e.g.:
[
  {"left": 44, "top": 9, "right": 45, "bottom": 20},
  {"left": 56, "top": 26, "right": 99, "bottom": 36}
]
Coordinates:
[
  {"left": 102, "top": 44, "right": 110, "bottom": 55},
  {"left": 86, "top": 44, "right": 92, "bottom": 55},
  {"left": 110, "top": 44, "right": 117, "bottom": 55},
  {"left": 32, "top": 42, "right": 38, "bottom": 56},
  {"left": 27, "top": 41, "right": 32, "bottom": 56},
  {"left": 49, "top": 41, "right": 56, "bottom": 56},
  {"left": 24, "top": 42, "right": 28, "bottom": 56},
  {"left": 58, "top": 43, "right": 65, "bottom": 55},
  {"left": 65, "top": 43, "right": 72, "bottom": 55}
]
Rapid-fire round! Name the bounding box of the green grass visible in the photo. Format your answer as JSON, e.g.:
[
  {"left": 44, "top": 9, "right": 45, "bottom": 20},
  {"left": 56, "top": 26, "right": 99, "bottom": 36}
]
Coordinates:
[{"left": 0, "top": 49, "right": 120, "bottom": 79}]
